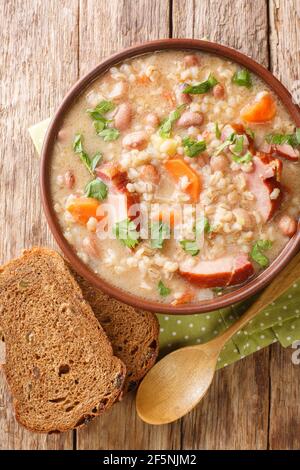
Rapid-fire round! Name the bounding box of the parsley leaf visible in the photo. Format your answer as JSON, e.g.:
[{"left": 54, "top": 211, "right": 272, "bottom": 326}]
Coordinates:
[
  {"left": 232, "top": 135, "right": 244, "bottom": 155},
  {"left": 91, "top": 153, "right": 102, "bottom": 172},
  {"left": 113, "top": 218, "right": 139, "bottom": 249},
  {"left": 215, "top": 132, "right": 236, "bottom": 155},
  {"left": 150, "top": 221, "right": 170, "bottom": 249},
  {"left": 72, "top": 134, "right": 94, "bottom": 175},
  {"left": 87, "top": 100, "right": 115, "bottom": 118},
  {"left": 231, "top": 150, "right": 253, "bottom": 164},
  {"left": 232, "top": 69, "right": 252, "bottom": 88},
  {"left": 159, "top": 105, "right": 186, "bottom": 139},
  {"left": 88, "top": 100, "right": 120, "bottom": 142},
  {"left": 183, "top": 74, "right": 218, "bottom": 94},
  {"left": 98, "top": 128, "right": 120, "bottom": 142},
  {"left": 266, "top": 129, "right": 300, "bottom": 147},
  {"left": 180, "top": 239, "right": 200, "bottom": 256},
  {"left": 183, "top": 137, "right": 206, "bottom": 157},
  {"left": 73, "top": 133, "right": 84, "bottom": 153},
  {"left": 250, "top": 239, "right": 272, "bottom": 268},
  {"left": 158, "top": 280, "right": 171, "bottom": 297},
  {"left": 85, "top": 178, "right": 108, "bottom": 201},
  {"left": 93, "top": 118, "right": 107, "bottom": 133}
]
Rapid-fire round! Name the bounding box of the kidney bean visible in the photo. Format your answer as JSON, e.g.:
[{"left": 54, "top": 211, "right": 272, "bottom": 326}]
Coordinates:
[
  {"left": 145, "top": 112, "right": 160, "bottom": 127},
  {"left": 213, "top": 83, "right": 225, "bottom": 99},
  {"left": 122, "top": 131, "right": 148, "bottom": 150},
  {"left": 278, "top": 215, "right": 297, "bottom": 237},
  {"left": 64, "top": 170, "right": 75, "bottom": 189},
  {"left": 114, "top": 102, "right": 132, "bottom": 131},
  {"left": 176, "top": 83, "right": 192, "bottom": 105},
  {"left": 183, "top": 54, "right": 199, "bottom": 68},
  {"left": 177, "top": 111, "right": 204, "bottom": 128}
]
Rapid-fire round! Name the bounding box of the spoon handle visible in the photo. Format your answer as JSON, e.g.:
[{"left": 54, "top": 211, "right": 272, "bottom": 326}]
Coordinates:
[{"left": 211, "top": 250, "right": 300, "bottom": 345}]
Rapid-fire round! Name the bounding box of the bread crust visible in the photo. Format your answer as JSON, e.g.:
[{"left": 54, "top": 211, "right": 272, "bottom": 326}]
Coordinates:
[{"left": 0, "top": 247, "right": 126, "bottom": 433}]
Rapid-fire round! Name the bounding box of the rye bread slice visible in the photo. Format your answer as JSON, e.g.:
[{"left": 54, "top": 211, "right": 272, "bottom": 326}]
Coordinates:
[
  {"left": 0, "top": 248, "right": 126, "bottom": 433},
  {"left": 73, "top": 273, "right": 159, "bottom": 392}
]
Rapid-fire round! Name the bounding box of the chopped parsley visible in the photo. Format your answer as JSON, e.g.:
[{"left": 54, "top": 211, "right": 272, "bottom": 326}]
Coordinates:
[
  {"left": 250, "top": 240, "right": 273, "bottom": 268},
  {"left": 158, "top": 280, "right": 171, "bottom": 297},
  {"left": 150, "top": 221, "right": 170, "bottom": 249},
  {"left": 85, "top": 178, "right": 108, "bottom": 201},
  {"left": 232, "top": 69, "right": 252, "bottom": 88},
  {"left": 72, "top": 134, "right": 101, "bottom": 175},
  {"left": 183, "top": 74, "right": 218, "bottom": 94},
  {"left": 182, "top": 137, "right": 207, "bottom": 157},
  {"left": 180, "top": 239, "right": 200, "bottom": 256},
  {"left": 113, "top": 218, "right": 139, "bottom": 249},
  {"left": 87, "top": 100, "right": 119, "bottom": 141},
  {"left": 159, "top": 104, "right": 186, "bottom": 139},
  {"left": 266, "top": 129, "right": 300, "bottom": 147}
]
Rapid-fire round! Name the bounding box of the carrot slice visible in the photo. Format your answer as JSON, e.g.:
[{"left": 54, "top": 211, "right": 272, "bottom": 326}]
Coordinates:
[
  {"left": 67, "top": 197, "right": 100, "bottom": 224},
  {"left": 171, "top": 291, "right": 195, "bottom": 306},
  {"left": 164, "top": 158, "right": 201, "bottom": 203},
  {"left": 241, "top": 93, "right": 276, "bottom": 123},
  {"left": 137, "top": 75, "right": 150, "bottom": 85}
]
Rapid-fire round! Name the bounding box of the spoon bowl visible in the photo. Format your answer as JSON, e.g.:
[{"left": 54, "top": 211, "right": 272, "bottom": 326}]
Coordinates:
[{"left": 136, "top": 345, "right": 220, "bottom": 424}]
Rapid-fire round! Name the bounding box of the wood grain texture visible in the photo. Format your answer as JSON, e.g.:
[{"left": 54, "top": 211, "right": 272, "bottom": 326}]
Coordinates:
[
  {"left": 173, "top": 0, "right": 269, "bottom": 67},
  {"left": 76, "top": 0, "right": 172, "bottom": 450},
  {"left": 78, "top": 0, "right": 170, "bottom": 75},
  {"left": 269, "top": 0, "right": 300, "bottom": 89},
  {"left": 173, "top": 0, "right": 270, "bottom": 450},
  {"left": 268, "top": 0, "right": 300, "bottom": 450},
  {"left": 181, "top": 350, "right": 270, "bottom": 450},
  {"left": 0, "top": 0, "right": 77, "bottom": 449},
  {"left": 269, "top": 343, "right": 300, "bottom": 449}
]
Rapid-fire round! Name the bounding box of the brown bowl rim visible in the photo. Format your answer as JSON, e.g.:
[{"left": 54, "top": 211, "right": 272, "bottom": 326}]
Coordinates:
[{"left": 40, "top": 38, "right": 300, "bottom": 314}]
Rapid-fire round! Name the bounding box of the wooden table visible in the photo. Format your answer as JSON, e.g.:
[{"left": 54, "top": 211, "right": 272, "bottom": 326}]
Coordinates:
[{"left": 1, "top": 0, "right": 300, "bottom": 450}]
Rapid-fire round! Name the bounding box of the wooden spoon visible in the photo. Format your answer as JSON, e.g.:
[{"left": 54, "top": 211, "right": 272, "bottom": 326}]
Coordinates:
[{"left": 136, "top": 251, "right": 300, "bottom": 425}]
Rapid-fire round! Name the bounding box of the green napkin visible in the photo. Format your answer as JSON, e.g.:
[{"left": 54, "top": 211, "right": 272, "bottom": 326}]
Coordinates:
[{"left": 29, "top": 121, "right": 300, "bottom": 368}]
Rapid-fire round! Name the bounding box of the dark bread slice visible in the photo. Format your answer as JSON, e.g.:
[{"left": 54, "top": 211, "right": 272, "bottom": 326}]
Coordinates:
[
  {"left": 73, "top": 273, "right": 159, "bottom": 392},
  {"left": 0, "top": 248, "right": 126, "bottom": 433}
]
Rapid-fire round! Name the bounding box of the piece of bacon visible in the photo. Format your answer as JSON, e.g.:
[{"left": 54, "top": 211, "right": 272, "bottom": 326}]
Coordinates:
[
  {"left": 244, "top": 152, "right": 282, "bottom": 222},
  {"left": 179, "top": 255, "right": 254, "bottom": 288},
  {"left": 95, "top": 163, "right": 140, "bottom": 223},
  {"left": 272, "top": 144, "right": 299, "bottom": 161}
]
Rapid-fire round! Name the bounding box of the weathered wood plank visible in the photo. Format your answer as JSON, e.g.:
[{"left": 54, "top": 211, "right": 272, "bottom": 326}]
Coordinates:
[
  {"left": 0, "top": 0, "right": 78, "bottom": 449},
  {"left": 76, "top": 0, "right": 174, "bottom": 450},
  {"left": 269, "top": 344, "right": 300, "bottom": 449},
  {"left": 268, "top": 0, "right": 300, "bottom": 449},
  {"left": 79, "top": 0, "right": 171, "bottom": 75},
  {"left": 181, "top": 350, "right": 270, "bottom": 449},
  {"left": 173, "top": 0, "right": 270, "bottom": 450},
  {"left": 269, "top": 0, "right": 300, "bottom": 89},
  {"left": 173, "top": 0, "right": 269, "bottom": 67}
]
